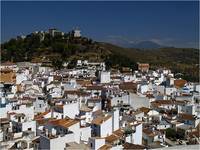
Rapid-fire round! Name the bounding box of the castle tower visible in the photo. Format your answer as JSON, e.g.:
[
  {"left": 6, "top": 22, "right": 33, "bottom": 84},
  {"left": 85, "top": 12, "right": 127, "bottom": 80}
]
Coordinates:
[{"left": 73, "top": 27, "right": 81, "bottom": 37}]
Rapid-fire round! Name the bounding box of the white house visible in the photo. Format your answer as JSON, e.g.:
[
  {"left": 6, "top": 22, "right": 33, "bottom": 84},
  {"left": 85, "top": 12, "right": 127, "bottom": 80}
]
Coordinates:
[
  {"left": 195, "top": 84, "right": 200, "bottom": 92},
  {"left": 138, "top": 84, "right": 149, "bottom": 94},
  {"left": 154, "top": 85, "right": 165, "bottom": 95},
  {"left": 165, "top": 87, "right": 177, "bottom": 96},
  {"left": 38, "top": 66, "right": 53, "bottom": 74},
  {"left": 143, "top": 128, "right": 165, "bottom": 145},
  {"left": 33, "top": 97, "right": 48, "bottom": 114},
  {"left": 8, "top": 104, "right": 34, "bottom": 120},
  {"left": 125, "top": 123, "right": 143, "bottom": 145},
  {"left": 10, "top": 113, "right": 36, "bottom": 136},
  {"left": 111, "top": 109, "right": 120, "bottom": 131},
  {"left": 130, "top": 93, "right": 150, "bottom": 110},
  {"left": 110, "top": 93, "right": 130, "bottom": 106},
  {"left": 63, "top": 101, "right": 79, "bottom": 119},
  {"left": 49, "top": 87, "right": 63, "bottom": 98},
  {"left": 80, "top": 126, "right": 91, "bottom": 143},
  {"left": 73, "top": 29, "right": 81, "bottom": 37},
  {"left": 88, "top": 137, "right": 105, "bottom": 150},
  {"left": 39, "top": 118, "right": 80, "bottom": 150},
  {"left": 133, "top": 111, "right": 144, "bottom": 121},
  {"left": 63, "top": 79, "right": 78, "bottom": 91},
  {"left": 91, "top": 114, "right": 112, "bottom": 137},
  {"left": 123, "top": 74, "right": 135, "bottom": 82},
  {"left": 100, "top": 71, "right": 111, "bottom": 84},
  {"left": 156, "top": 120, "right": 171, "bottom": 130}
]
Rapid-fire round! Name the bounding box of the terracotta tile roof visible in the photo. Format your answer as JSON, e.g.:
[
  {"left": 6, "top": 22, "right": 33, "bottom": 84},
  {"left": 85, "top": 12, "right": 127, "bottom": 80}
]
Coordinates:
[
  {"left": 53, "top": 75, "right": 62, "bottom": 81},
  {"left": 64, "top": 90, "right": 90, "bottom": 97},
  {"left": 0, "top": 68, "right": 14, "bottom": 73},
  {"left": 91, "top": 115, "right": 112, "bottom": 125},
  {"left": 36, "top": 118, "right": 55, "bottom": 125},
  {"left": 7, "top": 112, "right": 16, "bottom": 115},
  {"left": 113, "top": 129, "right": 124, "bottom": 137},
  {"left": 34, "top": 110, "right": 51, "bottom": 119},
  {"left": 123, "top": 142, "right": 147, "bottom": 150},
  {"left": 0, "top": 118, "right": 9, "bottom": 124},
  {"left": 119, "top": 82, "right": 137, "bottom": 91},
  {"left": 174, "top": 79, "right": 187, "bottom": 88},
  {"left": 49, "top": 118, "right": 79, "bottom": 128},
  {"left": 151, "top": 100, "right": 174, "bottom": 107},
  {"left": 64, "top": 90, "right": 78, "bottom": 95},
  {"left": 146, "top": 94, "right": 155, "bottom": 98},
  {"left": 143, "top": 128, "right": 158, "bottom": 137},
  {"left": 179, "top": 113, "right": 196, "bottom": 121},
  {"left": 54, "top": 104, "right": 64, "bottom": 109},
  {"left": 98, "top": 144, "right": 112, "bottom": 150},
  {"left": 105, "top": 129, "right": 124, "bottom": 143},
  {"left": 139, "top": 107, "right": 151, "bottom": 114},
  {"left": 111, "top": 76, "right": 121, "bottom": 79},
  {"left": 105, "top": 134, "right": 119, "bottom": 143},
  {"left": 188, "top": 130, "right": 200, "bottom": 138},
  {"left": 85, "top": 85, "right": 103, "bottom": 90},
  {"left": 16, "top": 84, "right": 24, "bottom": 92},
  {"left": 121, "top": 67, "right": 132, "bottom": 72},
  {"left": 138, "top": 63, "right": 149, "bottom": 67},
  {"left": 175, "top": 100, "right": 189, "bottom": 105},
  {"left": 76, "top": 79, "right": 92, "bottom": 86}
]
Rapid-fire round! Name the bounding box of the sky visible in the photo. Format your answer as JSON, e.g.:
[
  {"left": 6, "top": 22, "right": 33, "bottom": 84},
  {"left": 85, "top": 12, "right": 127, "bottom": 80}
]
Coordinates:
[{"left": 1, "top": 1, "right": 199, "bottom": 48}]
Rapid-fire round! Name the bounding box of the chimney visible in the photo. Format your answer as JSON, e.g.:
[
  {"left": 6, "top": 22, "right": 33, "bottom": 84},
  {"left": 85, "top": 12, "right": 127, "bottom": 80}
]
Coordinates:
[
  {"left": 51, "top": 109, "right": 54, "bottom": 118},
  {"left": 45, "top": 129, "right": 48, "bottom": 136}
]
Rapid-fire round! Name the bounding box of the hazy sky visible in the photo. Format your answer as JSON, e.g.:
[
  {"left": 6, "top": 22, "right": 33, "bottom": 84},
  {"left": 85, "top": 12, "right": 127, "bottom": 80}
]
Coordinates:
[{"left": 1, "top": 1, "right": 199, "bottom": 48}]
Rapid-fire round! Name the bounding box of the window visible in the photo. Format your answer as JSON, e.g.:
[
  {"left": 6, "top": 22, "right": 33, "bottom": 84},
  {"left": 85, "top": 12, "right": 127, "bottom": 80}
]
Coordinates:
[
  {"left": 28, "top": 128, "right": 32, "bottom": 131},
  {"left": 90, "top": 143, "right": 93, "bottom": 148},
  {"left": 39, "top": 104, "right": 42, "bottom": 108}
]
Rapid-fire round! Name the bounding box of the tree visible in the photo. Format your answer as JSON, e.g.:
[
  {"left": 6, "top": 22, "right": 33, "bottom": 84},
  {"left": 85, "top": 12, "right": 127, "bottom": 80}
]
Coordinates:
[
  {"left": 159, "top": 110, "right": 165, "bottom": 114},
  {"left": 166, "top": 128, "right": 176, "bottom": 140},
  {"left": 176, "top": 129, "right": 185, "bottom": 140},
  {"left": 52, "top": 58, "right": 63, "bottom": 70}
]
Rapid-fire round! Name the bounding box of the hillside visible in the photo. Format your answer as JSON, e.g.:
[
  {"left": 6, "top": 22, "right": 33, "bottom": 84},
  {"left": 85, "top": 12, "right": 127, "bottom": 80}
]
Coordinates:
[
  {"left": 100, "top": 43, "right": 199, "bottom": 81},
  {"left": 1, "top": 32, "right": 199, "bottom": 82}
]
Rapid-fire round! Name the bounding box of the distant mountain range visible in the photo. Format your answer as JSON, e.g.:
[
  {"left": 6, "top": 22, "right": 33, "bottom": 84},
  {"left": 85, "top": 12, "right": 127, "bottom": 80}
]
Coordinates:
[
  {"left": 106, "top": 38, "right": 164, "bottom": 49},
  {"left": 130, "top": 41, "right": 163, "bottom": 49}
]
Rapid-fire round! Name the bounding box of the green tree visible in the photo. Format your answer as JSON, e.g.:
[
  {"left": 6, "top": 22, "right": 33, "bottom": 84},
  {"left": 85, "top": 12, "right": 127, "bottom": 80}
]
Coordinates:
[
  {"left": 166, "top": 128, "right": 176, "bottom": 140},
  {"left": 52, "top": 58, "right": 63, "bottom": 70}
]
